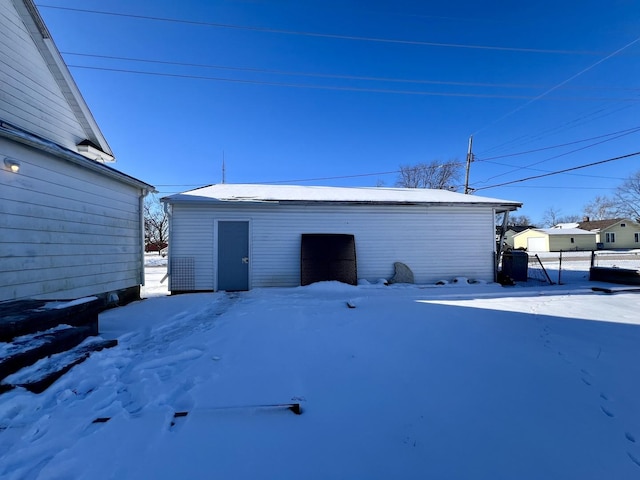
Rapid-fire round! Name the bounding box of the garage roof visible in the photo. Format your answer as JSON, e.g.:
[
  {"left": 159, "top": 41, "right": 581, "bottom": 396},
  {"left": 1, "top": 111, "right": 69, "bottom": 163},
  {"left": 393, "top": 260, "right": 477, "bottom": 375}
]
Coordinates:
[
  {"left": 164, "top": 184, "right": 521, "bottom": 211},
  {"left": 514, "top": 228, "right": 595, "bottom": 237}
]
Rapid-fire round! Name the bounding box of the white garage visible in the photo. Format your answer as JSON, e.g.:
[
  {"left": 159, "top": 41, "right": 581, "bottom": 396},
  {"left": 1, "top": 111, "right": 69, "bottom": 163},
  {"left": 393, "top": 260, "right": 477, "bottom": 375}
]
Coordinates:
[{"left": 162, "top": 184, "right": 521, "bottom": 292}]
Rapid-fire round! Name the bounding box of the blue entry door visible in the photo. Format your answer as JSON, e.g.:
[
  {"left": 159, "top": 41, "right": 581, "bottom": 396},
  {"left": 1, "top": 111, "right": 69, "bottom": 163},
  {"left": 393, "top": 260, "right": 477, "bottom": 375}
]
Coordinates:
[{"left": 217, "top": 221, "right": 249, "bottom": 291}]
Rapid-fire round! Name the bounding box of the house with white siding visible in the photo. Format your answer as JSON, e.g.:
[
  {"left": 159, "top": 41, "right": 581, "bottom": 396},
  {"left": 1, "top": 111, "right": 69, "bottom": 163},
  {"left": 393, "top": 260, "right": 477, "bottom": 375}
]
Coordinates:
[
  {"left": 162, "top": 184, "right": 521, "bottom": 292},
  {"left": 0, "top": 0, "right": 154, "bottom": 303}
]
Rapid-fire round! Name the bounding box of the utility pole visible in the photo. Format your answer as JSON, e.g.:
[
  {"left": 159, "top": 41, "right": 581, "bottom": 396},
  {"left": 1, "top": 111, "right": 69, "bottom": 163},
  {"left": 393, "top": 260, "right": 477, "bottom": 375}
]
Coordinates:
[
  {"left": 464, "top": 135, "right": 473, "bottom": 194},
  {"left": 222, "top": 151, "right": 226, "bottom": 184}
]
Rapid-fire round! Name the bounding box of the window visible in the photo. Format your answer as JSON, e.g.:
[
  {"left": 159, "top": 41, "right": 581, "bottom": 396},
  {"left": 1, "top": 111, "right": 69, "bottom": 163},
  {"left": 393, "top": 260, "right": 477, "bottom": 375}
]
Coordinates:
[
  {"left": 621, "top": 223, "right": 626, "bottom": 227},
  {"left": 606, "top": 232, "right": 616, "bottom": 243},
  {"left": 570, "top": 237, "right": 575, "bottom": 244},
  {"left": 635, "top": 233, "right": 639, "bottom": 243}
]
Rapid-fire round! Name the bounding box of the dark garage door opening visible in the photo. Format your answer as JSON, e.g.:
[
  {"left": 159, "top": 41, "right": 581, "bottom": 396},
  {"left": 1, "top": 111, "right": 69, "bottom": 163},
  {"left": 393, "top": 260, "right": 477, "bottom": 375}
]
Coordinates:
[{"left": 300, "top": 234, "right": 357, "bottom": 286}]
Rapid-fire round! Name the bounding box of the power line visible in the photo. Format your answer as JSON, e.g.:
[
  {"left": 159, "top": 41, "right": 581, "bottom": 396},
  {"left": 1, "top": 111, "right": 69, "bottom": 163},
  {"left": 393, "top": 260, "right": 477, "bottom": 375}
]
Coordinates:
[
  {"left": 61, "top": 51, "right": 640, "bottom": 93},
  {"left": 38, "top": 4, "right": 609, "bottom": 55},
  {"left": 66, "top": 64, "right": 640, "bottom": 101},
  {"left": 491, "top": 185, "right": 613, "bottom": 190},
  {"left": 150, "top": 153, "right": 620, "bottom": 190},
  {"left": 473, "top": 127, "right": 640, "bottom": 185},
  {"left": 152, "top": 171, "right": 401, "bottom": 189},
  {"left": 153, "top": 184, "right": 204, "bottom": 187},
  {"left": 476, "top": 102, "right": 637, "bottom": 157},
  {"left": 472, "top": 35, "right": 640, "bottom": 136},
  {"left": 255, "top": 170, "right": 401, "bottom": 184},
  {"left": 479, "top": 159, "right": 626, "bottom": 181},
  {"left": 473, "top": 151, "right": 640, "bottom": 192},
  {"left": 476, "top": 125, "right": 640, "bottom": 162}
]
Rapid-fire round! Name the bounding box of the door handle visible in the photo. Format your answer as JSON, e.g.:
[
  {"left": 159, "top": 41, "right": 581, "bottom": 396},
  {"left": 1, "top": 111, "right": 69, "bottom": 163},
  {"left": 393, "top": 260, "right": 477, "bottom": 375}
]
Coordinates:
[{"left": 242, "top": 257, "right": 249, "bottom": 264}]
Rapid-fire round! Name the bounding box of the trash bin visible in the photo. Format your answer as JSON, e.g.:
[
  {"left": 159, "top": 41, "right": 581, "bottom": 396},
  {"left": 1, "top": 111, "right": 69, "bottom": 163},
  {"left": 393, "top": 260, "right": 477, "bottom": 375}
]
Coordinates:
[{"left": 502, "top": 250, "right": 528, "bottom": 281}]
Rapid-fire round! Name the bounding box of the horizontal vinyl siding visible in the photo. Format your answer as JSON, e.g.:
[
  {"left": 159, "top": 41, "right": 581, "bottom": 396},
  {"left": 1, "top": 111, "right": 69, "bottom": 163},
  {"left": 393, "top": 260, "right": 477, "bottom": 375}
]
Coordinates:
[
  {"left": 602, "top": 224, "right": 640, "bottom": 249},
  {"left": 513, "top": 231, "right": 547, "bottom": 251},
  {"left": 548, "top": 235, "right": 595, "bottom": 252},
  {"left": 0, "top": 0, "right": 85, "bottom": 150},
  {"left": 0, "top": 139, "right": 143, "bottom": 301},
  {"left": 169, "top": 209, "right": 214, "bottom": 291},
  {"left": 169, "top": 203, "right": 497, "bottom": 290}
]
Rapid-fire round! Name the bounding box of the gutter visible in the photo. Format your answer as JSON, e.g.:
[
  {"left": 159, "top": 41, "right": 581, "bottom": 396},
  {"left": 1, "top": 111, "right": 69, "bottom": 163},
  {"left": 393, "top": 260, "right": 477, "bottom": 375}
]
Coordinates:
[
  {"left": 163, "top": 200, "right": 173, "bottom": 291},
  {"left": 163, "top": 197, "right": 521, "bottom": 211},
  {"left": 139, "top": 190, "right": 150, "bottom": 287},
  {"left": 0, "top": 121, "right": 154, "bottom": 192}
]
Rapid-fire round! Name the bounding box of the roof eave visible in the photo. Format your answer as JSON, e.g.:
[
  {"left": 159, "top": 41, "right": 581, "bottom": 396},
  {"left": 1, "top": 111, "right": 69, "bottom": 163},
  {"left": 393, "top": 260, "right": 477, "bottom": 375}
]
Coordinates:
[
  {"left": 162, "top": 196, "right": 521, "bottom": 210},
  {"left": 0, "top": 122, "right": 154, "bottom": 192}
]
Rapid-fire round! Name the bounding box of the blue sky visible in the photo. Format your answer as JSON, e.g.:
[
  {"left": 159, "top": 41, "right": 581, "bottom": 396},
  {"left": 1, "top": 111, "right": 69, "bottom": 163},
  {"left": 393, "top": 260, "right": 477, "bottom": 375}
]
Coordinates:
[{"left": 37, "top": 0, "right": 640, "bottom": 223}]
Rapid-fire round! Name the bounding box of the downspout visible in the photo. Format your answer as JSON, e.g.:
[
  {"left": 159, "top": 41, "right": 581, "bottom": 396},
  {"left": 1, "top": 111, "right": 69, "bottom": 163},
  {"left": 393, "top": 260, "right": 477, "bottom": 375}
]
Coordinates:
[
  {"left": 163, "top": 200, "right": 172, "bottom": 290},
  {"left": 495, "top": 209, "right": 510, "bottom": 280},
  {"left": 139, "top": 189, "right": 150, "bottom": 287}
]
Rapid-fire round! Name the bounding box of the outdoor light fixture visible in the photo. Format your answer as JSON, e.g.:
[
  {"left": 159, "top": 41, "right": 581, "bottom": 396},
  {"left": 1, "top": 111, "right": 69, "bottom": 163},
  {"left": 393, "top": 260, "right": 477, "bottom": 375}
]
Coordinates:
[{"left": 3, "top": 157, "right": 20, "bottom": 173}]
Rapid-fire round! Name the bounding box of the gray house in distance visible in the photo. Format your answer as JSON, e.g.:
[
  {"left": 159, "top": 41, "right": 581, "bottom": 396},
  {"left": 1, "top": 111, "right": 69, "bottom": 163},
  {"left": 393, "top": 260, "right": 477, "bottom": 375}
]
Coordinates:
[
  {"left": 162, "top": 184, "right": 521, "bottom": 292},
  {"left": 0, "top": 0, "right": 154, "bottom": 303}
]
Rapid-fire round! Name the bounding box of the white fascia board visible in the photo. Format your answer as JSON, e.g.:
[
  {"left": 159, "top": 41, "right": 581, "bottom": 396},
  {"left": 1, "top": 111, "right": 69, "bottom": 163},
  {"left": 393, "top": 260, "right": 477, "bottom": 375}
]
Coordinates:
[{"left": 0, "top": 123, "right": 154, "bottom": 192}]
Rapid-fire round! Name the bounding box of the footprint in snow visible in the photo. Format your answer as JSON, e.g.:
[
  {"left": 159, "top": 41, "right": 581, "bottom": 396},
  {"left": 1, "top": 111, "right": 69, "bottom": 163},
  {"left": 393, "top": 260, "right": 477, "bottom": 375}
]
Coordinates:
[
  {"left": 628, "top": 452, "right": 640, "bottom": 468},
  {"left": 626, "top": 432, "right": 636, "bottom": 443},
  {"left": 600, "top": 405, "right": 615, "bottom": 418},
  {"left": 581, "top": 377, "right": 592, "bottom": 386}
]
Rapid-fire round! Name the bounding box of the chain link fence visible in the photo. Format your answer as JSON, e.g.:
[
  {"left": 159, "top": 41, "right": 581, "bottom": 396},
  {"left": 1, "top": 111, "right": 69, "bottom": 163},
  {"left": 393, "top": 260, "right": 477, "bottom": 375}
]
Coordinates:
[
  {"left": 517, "top": 250, "right": 640, "bottom": 285},
  {"left": 591, "top": 251, "right": 640, "bottom": 270}
]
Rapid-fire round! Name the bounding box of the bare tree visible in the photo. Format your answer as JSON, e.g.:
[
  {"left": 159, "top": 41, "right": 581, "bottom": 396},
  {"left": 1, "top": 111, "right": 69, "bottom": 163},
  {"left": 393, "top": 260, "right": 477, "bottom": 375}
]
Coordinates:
[
  {"left": 583, "top": 195, "right": 617, "bottom": 220},
  {"left": 396, "top": 160, "right": 462, "bottom": 190},
  {"left": 508, "top": 214, "right": 533, "bottom": 226},
  {"left": 541, "top": 207, "right": 561, "bottom": 227},
  {"left": 540, "top": 207, "right": 580, "bottom": 227},
  {"left": 144, "top": 194, "right": 169, "bottom": 254},
  {"left": 560, "top": 214, "right": 581, "bottom": 223},
  {"left": 613, "top": 170, "right": 640, "bottom": 221}
]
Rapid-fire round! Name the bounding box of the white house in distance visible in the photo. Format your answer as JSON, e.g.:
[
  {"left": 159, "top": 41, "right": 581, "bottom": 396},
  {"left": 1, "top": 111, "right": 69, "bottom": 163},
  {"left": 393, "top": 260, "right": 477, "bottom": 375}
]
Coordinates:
[
  {"left": 162, "top": 184, "right": 522, "bottom": 292},
  {"left": 0, "top": 0, "right": 154, "bottom": 303}
]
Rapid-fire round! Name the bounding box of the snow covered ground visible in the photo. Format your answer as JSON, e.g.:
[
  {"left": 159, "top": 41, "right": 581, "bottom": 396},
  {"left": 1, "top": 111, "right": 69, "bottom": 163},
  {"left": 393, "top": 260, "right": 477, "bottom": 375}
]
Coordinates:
[{"left": 2, "top": 255, "right": 640, "bottom": 479}]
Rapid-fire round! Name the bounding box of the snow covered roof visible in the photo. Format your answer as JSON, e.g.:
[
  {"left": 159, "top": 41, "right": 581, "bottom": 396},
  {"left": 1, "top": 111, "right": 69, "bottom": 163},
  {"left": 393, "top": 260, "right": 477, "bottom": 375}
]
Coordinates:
[
  {"left": 163, "top": 184, "right": 521, "bottom": 210},
  {"left": 552, "top": 223, "right": 580, "bottom": 229},
  {"left": 518, "top": 228, "right": 596, "bottom": 237},
  {"left": 542, "top": 228, "right": 595, "bottom": 236}
]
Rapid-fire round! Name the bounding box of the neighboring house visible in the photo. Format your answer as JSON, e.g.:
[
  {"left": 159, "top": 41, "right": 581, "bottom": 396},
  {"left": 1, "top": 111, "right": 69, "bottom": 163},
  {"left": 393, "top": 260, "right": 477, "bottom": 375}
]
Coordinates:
[
  {"left": 498, "top": 225, "right": 536, "bottom": 248},
  {"left": 162, "top": 184, "right": 521, "bottom": 292},
  {"left": 552, "top": 222, "right": 580, "bottom": 230},
  {"left": 0, "top": 0, "right": 154, "bottom": 302},
  {"left": 513, "top": 228, "right": 596, "bottom": 252},
  {"left": 577, "top": 218, "right": 640, "bottom": 250}
]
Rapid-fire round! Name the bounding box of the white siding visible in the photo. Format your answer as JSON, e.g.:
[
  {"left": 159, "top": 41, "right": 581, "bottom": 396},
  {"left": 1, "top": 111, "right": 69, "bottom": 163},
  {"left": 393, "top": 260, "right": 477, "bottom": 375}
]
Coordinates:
[
  {"left": 0, "top": 138, "right": 144, "bottom": 300},
  {"left": 0, "top": 0, "right": 86, "bottom": 150},
  {"left": 169, "top": 202, "right": 497, "bottom": 290}
]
